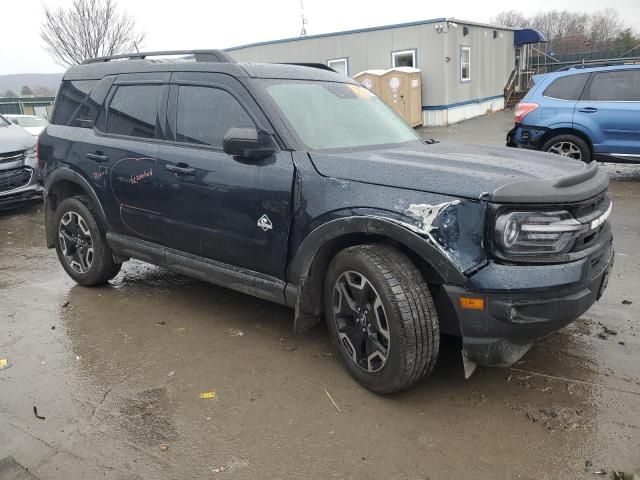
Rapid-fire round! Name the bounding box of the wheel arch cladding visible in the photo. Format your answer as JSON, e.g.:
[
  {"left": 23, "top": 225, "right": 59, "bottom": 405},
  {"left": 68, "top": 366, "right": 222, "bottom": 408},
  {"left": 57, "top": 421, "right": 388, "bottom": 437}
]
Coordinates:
[
  {"left": 288, "top": 216, "right": 468, "bottom": 333},
  {"left": 44, "top": 169, "right": 109, "bottom": 249}
]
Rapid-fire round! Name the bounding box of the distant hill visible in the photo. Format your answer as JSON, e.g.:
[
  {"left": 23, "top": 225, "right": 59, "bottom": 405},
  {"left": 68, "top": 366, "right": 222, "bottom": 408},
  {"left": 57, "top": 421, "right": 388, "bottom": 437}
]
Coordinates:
[{"left": 0, "top": 73, "right": 63, "bottom": 96}]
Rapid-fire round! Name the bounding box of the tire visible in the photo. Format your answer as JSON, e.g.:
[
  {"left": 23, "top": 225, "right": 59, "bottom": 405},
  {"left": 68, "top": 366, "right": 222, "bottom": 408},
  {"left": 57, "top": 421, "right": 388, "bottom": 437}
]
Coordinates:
[
  {"left": 323, "top": 244, "right": 440, "bottom": 394},
  {"left": 541, "top": 134, "right": 591, "bottom": 163},
  {"left": 54, "top": 196, "right": 121, "bottom": 286}
]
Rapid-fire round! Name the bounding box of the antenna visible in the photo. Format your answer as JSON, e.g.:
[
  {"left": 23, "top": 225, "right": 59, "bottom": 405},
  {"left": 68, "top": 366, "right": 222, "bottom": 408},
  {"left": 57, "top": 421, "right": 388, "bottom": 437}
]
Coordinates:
[{"left": 300, "top": 0, "right": 308, "bottom": 36}]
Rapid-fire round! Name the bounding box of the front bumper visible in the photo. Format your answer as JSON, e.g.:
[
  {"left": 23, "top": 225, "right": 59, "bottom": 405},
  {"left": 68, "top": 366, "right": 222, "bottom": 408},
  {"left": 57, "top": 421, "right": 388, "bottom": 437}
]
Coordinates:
[
  {"left": 444, "top": 234, "right": 614, "bottom": 367},
  {"left": 506, "top": 124, "right": 548, "bottom": 150},
  {"left": 0, "top": 165, "right": 43, "bottom": 210}
]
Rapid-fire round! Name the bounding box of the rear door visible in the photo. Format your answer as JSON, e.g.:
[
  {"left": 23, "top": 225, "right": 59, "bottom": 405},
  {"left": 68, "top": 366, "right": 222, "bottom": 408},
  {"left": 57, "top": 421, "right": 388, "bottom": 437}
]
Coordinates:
[
  {"left": 98, "top": 74, "right": 170, "bottom": 240},
  {"left": 156, "top": 72, "right": 294, "bottom": 279},
  {"left": 573, "top": 69, "right": 640, "bottom": 157},
  {"left": 538, "top": 72, "right": 590, "bottom": 126}
]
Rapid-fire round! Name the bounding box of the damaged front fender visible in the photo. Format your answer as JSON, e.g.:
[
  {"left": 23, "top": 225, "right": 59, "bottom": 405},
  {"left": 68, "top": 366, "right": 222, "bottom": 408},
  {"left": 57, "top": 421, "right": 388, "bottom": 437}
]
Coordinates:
[
  {"left": 400, "top": 199, "right": 488, "bottom": 274},
  {"left": 287, "top": 214, "right": 471, "bottom": 333}
]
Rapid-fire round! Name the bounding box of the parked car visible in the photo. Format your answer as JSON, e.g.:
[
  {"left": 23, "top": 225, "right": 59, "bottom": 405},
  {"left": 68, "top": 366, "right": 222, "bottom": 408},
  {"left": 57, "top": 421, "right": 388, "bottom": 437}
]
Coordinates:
[
  {"left": 40, "top": 50, "right": 614, "bottom": 393},
  {"left": 0, "top": 114, "right": 42, "bottom": 209},
  {"left": 4, "top": 114, "right": 48, "bottom": 136},
  {"left": 507, "top": 64, "right": 640, "bottom": 163}
]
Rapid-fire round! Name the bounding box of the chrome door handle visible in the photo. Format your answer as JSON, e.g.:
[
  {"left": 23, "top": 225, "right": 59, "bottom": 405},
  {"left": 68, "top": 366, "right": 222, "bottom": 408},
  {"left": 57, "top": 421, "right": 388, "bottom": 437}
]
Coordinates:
[
  {"left": 86, "top": 153, "right": 109, "bottom": 162},
  {"left": 165, "top": 164, "right": 196, "bottom": 175}
]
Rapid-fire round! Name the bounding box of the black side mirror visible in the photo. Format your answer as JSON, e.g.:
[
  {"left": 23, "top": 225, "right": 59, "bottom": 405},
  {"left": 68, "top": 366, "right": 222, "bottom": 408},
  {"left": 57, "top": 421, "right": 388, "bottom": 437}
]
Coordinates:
[{"left": 223, "top": 127, "right": 276, "bottom": 159}]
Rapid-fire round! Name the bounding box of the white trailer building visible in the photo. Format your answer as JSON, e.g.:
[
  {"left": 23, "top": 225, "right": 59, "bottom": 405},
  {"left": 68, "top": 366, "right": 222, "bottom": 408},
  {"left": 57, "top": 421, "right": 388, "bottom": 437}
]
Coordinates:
[{"left": 228, "top": 18, "right": 544, "bottom": 126}]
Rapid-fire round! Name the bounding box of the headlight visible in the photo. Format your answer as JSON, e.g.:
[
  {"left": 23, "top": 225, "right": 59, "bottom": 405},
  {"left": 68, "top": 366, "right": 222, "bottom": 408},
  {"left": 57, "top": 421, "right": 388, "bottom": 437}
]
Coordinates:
[
  {"left": 25, "top": 147, "right": 37, "bottom": 159},
  {"left": 495, "top": 210, "right": 585, "bottom": 256}
]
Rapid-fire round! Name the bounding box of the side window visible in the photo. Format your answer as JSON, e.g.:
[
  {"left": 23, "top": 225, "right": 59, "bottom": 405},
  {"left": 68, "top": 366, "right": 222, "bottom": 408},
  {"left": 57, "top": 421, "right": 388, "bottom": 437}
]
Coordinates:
[
  {"left": 584, "top": 70, "right": 640, "bottom": 101},
  {"left": 52, "top": 80, "right": 97, "bottom": 126},
  {"left": 328, "top": 58, "right": 348, "bottom": 76},
  {"left": 73, "top": 76, "right": 114, "bottom": 129},
  {"left": 175, "top": 85, "right": 254, "bottom": 148},
  {"left": 460, "top": 47, "right": 471, "bottom": 82},
  {"left": 106, "top": 85, "right": 163, "bottom": 138},
  {"left": 392, "top": 49, "right": 416, "bottom": 68},
  {"left": 543, "top": 74, "right": 589, "bottom": 100}
]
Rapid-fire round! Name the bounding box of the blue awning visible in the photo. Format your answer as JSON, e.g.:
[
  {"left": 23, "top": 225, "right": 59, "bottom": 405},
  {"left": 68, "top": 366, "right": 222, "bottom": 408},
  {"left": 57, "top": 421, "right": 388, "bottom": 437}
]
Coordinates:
[{"left": 514, "top": 29, "right": 547, "bottom": 46}]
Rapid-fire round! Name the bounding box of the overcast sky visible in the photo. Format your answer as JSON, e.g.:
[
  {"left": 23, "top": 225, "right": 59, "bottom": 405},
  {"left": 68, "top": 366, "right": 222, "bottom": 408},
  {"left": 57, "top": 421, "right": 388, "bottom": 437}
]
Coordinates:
[{"left": 2, "top": 0, "right": 639, "bottom": 75}]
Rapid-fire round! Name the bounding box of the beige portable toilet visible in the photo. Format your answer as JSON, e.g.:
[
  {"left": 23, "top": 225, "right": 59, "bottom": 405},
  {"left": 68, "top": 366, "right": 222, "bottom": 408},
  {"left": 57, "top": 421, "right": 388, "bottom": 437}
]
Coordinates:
[
  {"left": 353, "top": 69, "right": 385, "bottom": 97},
  {"left": 380, "top": 67, "right": 422, "bottom": 127}
]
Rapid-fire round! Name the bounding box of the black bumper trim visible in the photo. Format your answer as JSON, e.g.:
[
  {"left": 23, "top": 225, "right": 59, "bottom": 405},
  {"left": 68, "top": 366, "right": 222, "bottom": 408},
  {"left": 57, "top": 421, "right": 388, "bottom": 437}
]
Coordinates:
[{"left": 445, "top": 241, "right": 614, "bottom": 366}]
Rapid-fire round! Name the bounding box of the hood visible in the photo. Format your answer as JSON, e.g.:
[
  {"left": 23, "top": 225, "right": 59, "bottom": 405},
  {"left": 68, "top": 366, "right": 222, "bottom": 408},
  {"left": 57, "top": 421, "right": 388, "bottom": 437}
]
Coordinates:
[
  {"left": 0, "top": 124, "right": 36, "bottom": 153},
  {"left": 23, "top": 126, "right": 44, "bottom": 137},
  {"left": 309, "top": 141, "right": 608, "bottom": 204}
]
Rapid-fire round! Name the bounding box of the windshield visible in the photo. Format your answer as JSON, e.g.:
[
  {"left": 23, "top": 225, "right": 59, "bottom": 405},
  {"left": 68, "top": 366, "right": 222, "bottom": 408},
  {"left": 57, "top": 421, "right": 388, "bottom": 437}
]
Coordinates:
[
  {"left": 260, "top": 80, "right": 420, "bottom": 150},
  {"left": 10, "top": 116, "right": 47, "bottom": 128}
]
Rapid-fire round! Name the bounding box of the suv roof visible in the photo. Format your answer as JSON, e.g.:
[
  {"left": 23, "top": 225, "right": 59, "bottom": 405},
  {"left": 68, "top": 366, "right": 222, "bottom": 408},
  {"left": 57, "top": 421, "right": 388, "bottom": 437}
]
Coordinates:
[{"left": 64, "top": 49, "right": 349, "bottom": 83}]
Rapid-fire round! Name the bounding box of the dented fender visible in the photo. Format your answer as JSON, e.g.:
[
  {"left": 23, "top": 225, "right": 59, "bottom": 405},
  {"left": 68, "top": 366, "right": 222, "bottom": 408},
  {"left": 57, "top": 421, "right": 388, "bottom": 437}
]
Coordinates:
[
  {"left": 287, "top": 213, "right": 474, "bottom": 333},
  {"left": 288, "top": 215, "right": 468, "bottom": 287}
]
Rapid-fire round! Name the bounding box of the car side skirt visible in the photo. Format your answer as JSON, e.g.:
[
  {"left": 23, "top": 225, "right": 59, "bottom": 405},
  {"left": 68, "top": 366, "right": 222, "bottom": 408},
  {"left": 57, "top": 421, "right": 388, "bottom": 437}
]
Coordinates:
[
  {"left": 594, "top": 153, "right": 640, "bottom": 164},
  {"left": 106, "top": 233, "right": 290, "bottom": 307}
]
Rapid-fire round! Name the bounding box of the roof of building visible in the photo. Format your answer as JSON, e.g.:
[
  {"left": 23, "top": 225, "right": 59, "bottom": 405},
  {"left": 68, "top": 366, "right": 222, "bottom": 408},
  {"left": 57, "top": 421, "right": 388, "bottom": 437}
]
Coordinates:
[{"left": 226, "top": 18, "right": 515, "bottom": 52}]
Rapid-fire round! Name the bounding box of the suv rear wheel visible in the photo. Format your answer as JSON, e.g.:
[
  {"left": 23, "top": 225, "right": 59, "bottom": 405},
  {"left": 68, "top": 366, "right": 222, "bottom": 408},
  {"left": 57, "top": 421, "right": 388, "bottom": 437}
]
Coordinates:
[
  {"left": 542, "top": 134, "right": 591, "bottom": 163},
  {"left": 324, "top": 244, "right": 439, "bottom": 394},
  {"left": 54, "top": 197, "right": 121, "bottom": 286}
]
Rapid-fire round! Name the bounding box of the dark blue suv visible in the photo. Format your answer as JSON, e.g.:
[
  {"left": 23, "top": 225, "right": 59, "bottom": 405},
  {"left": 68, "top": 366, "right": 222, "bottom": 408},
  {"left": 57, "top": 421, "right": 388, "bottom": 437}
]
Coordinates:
[
  {"left": 39, "top": 50, "right": 614, "bottom": 393},
  {"left": 508, "top": 65, "right": 640, "bottom": 163}
]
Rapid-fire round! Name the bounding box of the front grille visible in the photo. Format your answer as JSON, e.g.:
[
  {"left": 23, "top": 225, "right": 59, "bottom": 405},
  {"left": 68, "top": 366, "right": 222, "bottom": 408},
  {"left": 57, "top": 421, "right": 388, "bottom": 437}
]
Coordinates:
[
  {"left": 0, "top": 167, "right": 32, "bottom": 193},
  {"left": 0, "top": 149, "right": 26, "bottom": 164},
  {"left": 568, "top": 193, "right": 611, "bottom": 253}
]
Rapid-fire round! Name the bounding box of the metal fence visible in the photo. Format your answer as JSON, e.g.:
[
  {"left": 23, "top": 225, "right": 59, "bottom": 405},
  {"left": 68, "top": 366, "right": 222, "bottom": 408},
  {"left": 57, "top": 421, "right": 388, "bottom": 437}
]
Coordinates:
[
  {"left": 530, "top": 50, "right": 640, "bottom": 73},
  {"left": 0, "top": 97, "right": 55, "bottom": 119}
]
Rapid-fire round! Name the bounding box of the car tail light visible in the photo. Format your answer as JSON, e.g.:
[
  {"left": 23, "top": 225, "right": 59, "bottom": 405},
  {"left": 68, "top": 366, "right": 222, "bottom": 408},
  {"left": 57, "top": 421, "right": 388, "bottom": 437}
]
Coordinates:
[{"left": 514, "top": 102, "right": 539, "bottom": 123}]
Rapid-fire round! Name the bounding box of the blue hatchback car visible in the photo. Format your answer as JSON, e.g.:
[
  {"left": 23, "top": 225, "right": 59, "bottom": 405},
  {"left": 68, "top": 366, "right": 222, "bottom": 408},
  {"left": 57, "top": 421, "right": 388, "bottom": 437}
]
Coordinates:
[{"left": 507, "top": 65, "right": 640, "bottom": 163}]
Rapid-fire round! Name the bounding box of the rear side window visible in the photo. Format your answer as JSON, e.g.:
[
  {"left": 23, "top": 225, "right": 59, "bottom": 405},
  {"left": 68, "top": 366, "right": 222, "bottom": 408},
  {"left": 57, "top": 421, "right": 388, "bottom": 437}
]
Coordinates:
[
  {"left": 175, "top": 85, "right": 254, "bottom": 148},
  {"left": 52, "top": 80, "right": 98, "bottom": 126},
  {"left": 543, "top": 74, "right": 589, "bottom": 100},
  {"left": 106, "top": 85, "right": 163, "bottom": 138},
  {"left": 584, "top": 70, "right": 640, "bottom": 101}
]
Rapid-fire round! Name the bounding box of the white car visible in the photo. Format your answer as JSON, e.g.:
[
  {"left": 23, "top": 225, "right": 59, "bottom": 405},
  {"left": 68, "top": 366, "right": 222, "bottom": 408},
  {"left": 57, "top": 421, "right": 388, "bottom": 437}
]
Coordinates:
[
  {"left": 0, "top": 114, "right": 42, "bottom": 208},
  {"left": 4, "top": 114, "right": 48, "bottom": 136}
]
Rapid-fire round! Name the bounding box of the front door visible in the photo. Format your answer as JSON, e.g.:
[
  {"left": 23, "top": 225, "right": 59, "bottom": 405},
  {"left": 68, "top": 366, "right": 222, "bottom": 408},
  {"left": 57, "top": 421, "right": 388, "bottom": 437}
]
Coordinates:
[
  {"left": 157, "top": 75, "right": 294, "bottom": 279},
  {"left": 574, "top": 69, "right": 640, "bottom": 157}
]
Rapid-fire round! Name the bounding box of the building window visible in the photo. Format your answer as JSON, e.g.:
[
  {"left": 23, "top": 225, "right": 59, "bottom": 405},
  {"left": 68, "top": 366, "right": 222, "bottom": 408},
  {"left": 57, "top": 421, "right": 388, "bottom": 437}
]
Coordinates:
[
  {"left": 327, "top": 58, "right": 348, "bottom": 76},
  {"left": 460, "top": 47, "right": 471, "bottom": 82},
  {"left": 392, "top": 49, "right": 417, "bottom": 68}
]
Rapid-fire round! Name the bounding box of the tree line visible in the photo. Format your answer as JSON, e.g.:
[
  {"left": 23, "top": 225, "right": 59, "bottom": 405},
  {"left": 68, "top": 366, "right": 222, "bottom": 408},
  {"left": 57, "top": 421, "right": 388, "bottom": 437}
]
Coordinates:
[{"left": 491, "top": 8, "right": 640, "bottom": 55}]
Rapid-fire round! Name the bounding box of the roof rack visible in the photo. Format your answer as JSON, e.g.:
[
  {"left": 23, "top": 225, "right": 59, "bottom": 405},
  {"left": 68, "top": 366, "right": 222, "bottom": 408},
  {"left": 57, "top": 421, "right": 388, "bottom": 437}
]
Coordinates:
[
  {"left": 557, "top": 58, "right": 640, "bottom": 71},
  {"left": 82, "top": 49, "right": 236, "bottom": 65}
]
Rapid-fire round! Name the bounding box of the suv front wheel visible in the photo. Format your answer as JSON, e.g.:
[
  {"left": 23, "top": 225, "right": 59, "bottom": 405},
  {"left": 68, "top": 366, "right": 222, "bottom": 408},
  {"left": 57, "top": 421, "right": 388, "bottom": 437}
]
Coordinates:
[
  {"left": 324, "top": 244, "right": 440, "bottom": 394},
  {"left": 54, "top": 197, "right": 122, "bottom": 286},
  {"left": 542, "top": 134, "right": 591, "bottom": 163}
]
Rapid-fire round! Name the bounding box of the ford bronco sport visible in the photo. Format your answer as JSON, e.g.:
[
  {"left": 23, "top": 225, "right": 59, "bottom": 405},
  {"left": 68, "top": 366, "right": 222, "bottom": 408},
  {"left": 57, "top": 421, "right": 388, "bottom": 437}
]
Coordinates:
[{"left": 39, "top": 50, "right": 614, "bottom": 393}]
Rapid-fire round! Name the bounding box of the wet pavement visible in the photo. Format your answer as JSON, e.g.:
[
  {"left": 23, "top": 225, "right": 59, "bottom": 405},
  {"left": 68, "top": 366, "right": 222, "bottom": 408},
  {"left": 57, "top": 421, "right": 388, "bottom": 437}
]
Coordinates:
[{"left": 1, "top": 111, "right": 639, "bottom": 479}]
